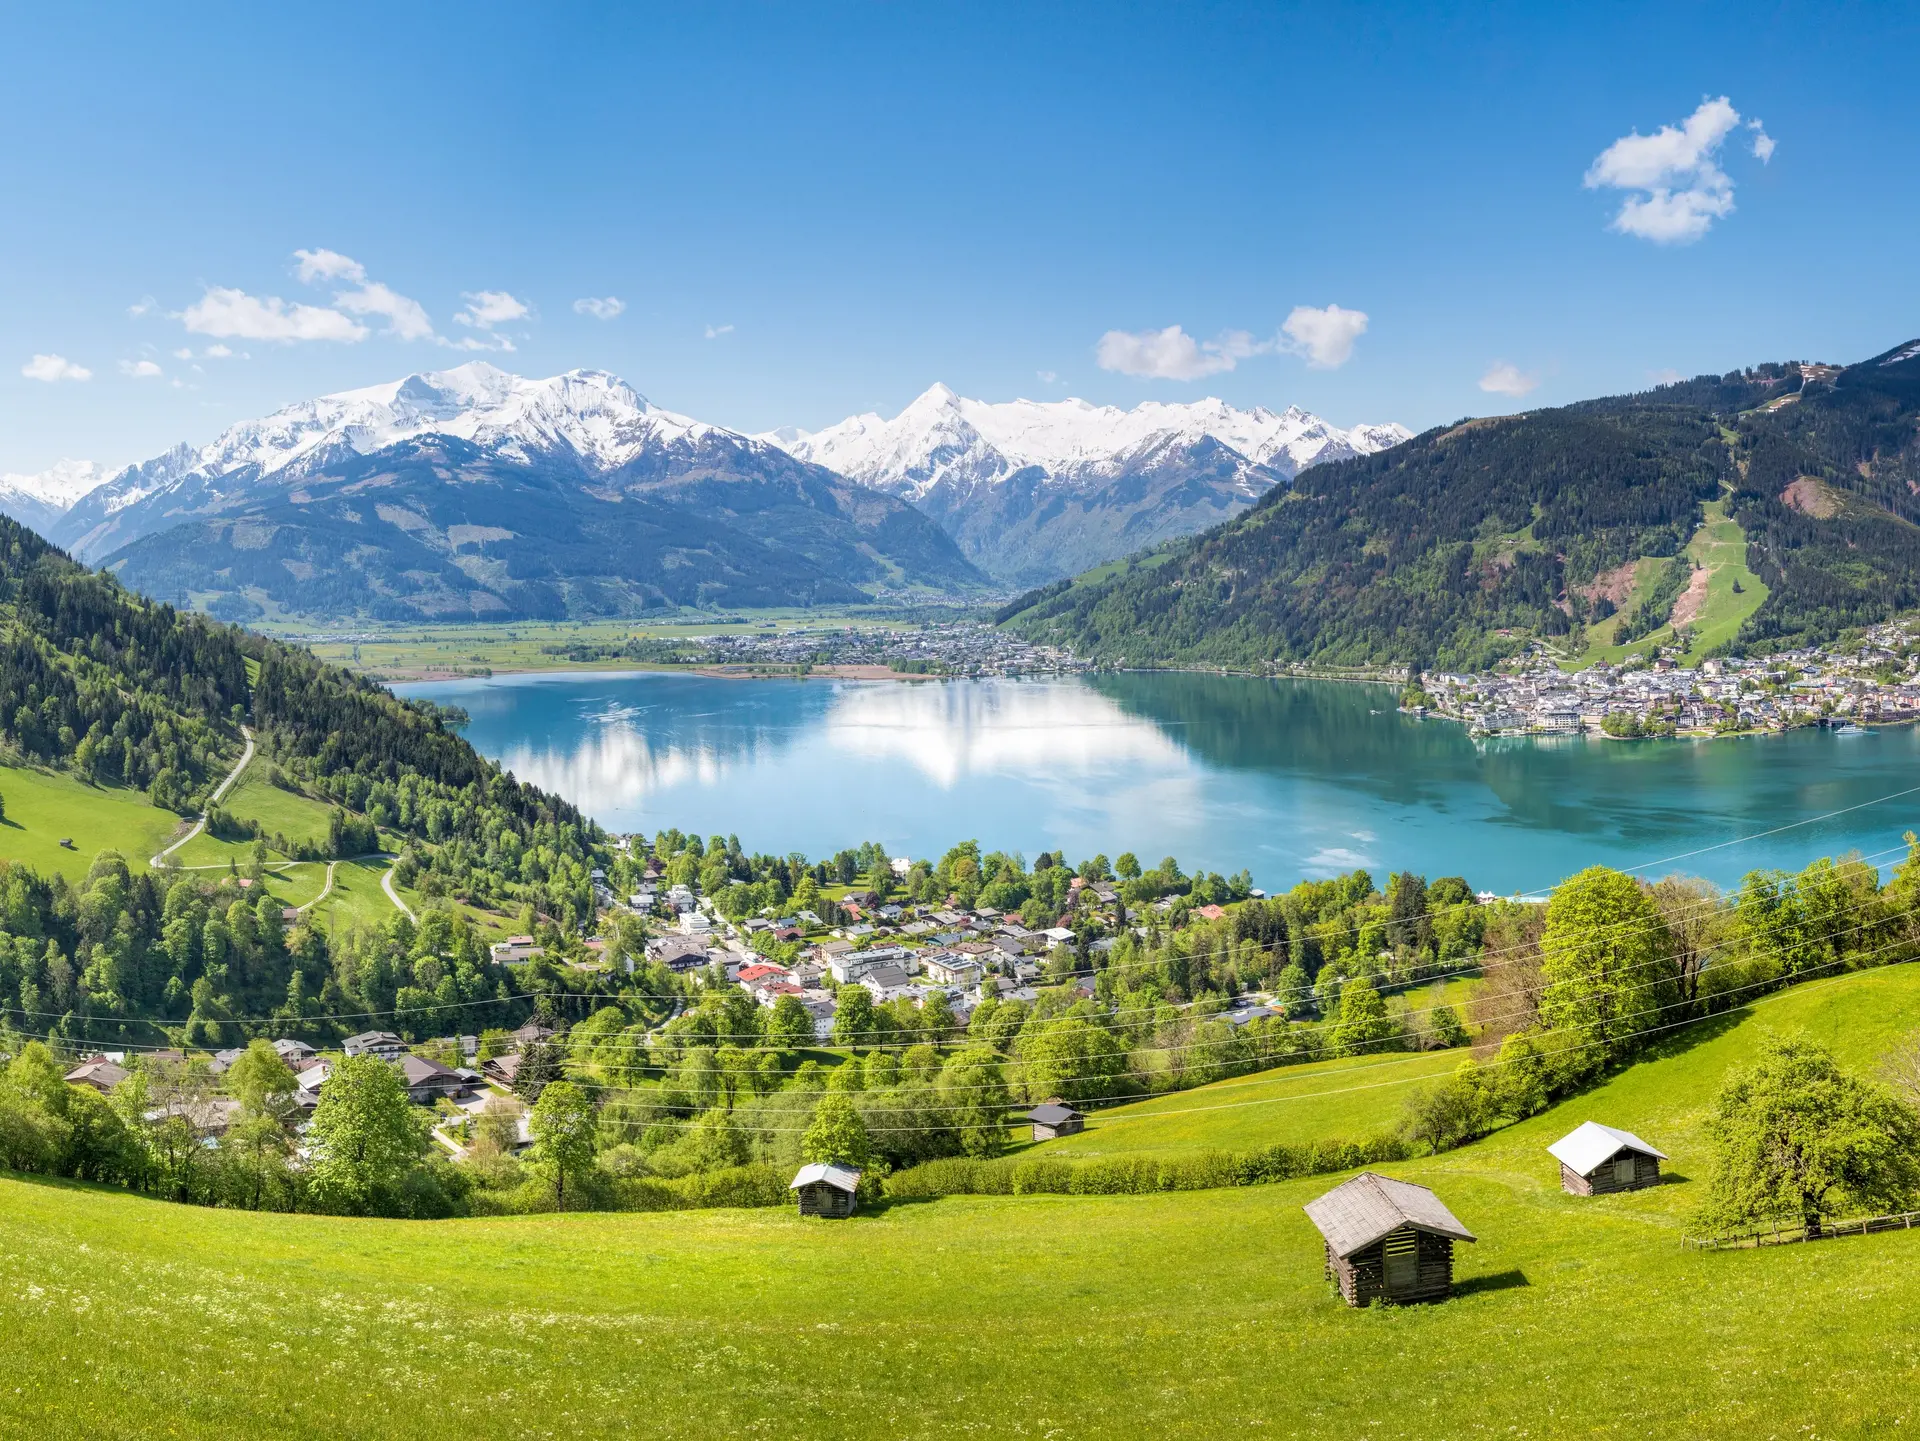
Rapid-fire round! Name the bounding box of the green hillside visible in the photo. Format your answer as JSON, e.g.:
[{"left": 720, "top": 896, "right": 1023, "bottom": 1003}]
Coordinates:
[
  {"left": 1003, "top": 340, "right": 1920, "bottom": 668},
  {"left": 0, "top": 766, "right": 186, "bottom": 880},
  {"left": 6, "top": 964, "right": 1920, "bottom": 1439}
]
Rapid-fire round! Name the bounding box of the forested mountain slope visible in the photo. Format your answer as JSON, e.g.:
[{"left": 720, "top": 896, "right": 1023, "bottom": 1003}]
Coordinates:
[
  {"left": 0, "top": 515, "right": 603, "bottom": 1046},
  {"left": 1002, "top": 340, "right": 1920, "bottom": 668}
]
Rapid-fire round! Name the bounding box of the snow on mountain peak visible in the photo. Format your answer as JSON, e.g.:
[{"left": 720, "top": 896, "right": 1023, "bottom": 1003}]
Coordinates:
[
  {"left": 0, "top": 458, "right": 113, "bottom": 509},
  {"left": 759, "top": 387, "right": 1410, "bottom": 499}
]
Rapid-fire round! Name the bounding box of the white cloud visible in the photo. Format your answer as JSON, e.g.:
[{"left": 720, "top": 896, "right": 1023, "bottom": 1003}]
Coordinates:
[
  {"left": 1478, "top": 361, "right": 1538, "bottom": 397},
  {"left": 1037, "top": 370, "right": 1058, "bottom": 384},
  {"left": 1585, "top": 96, "right": 1773, "bottom": 244},
  {"left": 334, "top": 280, "right": 435, "bottom": 342},
  {"left": 704, "top": 323, "right": 734, "bottom": 339},
  {"left": 1647, "top": 367, "right": 1684, "bottom": 387},
  {"left": 1097, "top": 306, "right": 1369, "bottom": 380},
  {"left": 1095, "top": 324, "right": 1260, "bottom": 380},
  {"left": 172, "top": 347, "right": 194, "bottom": 360},
  {"left": 292, "top": 248, "right": 367, "bottom": 284},
  {"left": 456, "top": 290, "right": 531, "bottom": 329},
  {"left": 21, "top": 353, "right": 92, "bottom": 382},
  {"left": 127, "top": 296, "right": 156, "bottom": 318},
  {"left": 203, "top": 343, "right": 233, "bottom": 358},
  {"left": 1279, "top": 304, "right": 1369, "bottom": 369},
  {"left": 573, "top": 296, "right": 625, "bottom": 321},
  {"left": 119, "top": 359, "right": 164, "bottom": 379},
  {"left": 182, "top": 285, "right": 368, "bottom": 343}
]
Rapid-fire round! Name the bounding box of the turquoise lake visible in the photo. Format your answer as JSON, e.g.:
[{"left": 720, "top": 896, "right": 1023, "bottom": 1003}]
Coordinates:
[{"left": 393, "top": 670, "right": 1920, "bottom": 894}]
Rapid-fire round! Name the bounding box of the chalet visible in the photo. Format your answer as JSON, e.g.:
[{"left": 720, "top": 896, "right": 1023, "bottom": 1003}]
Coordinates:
[
  {"left": 1304, "top": 1172, "right": 1476, "bottom": 1307},
  {"left": 490, "top": 935, "right": 544, "bottom": 964},
  {"left": 273, "top": 1038, "right": 318, "bottom": 1066},
  {"left": 859, "top": 962, "right": 915, "bottom": 1001},
  {"left": 64, "top": 1059, "right": 129, "bottom": 1093},
  {"left": 482, "top": 1052, "right": 523, "bottom": 1088},
  {"left": 143, "top": 1096, "right": 242, "bottom": 1134},
  {"left": 1547, "top": 1121, "right": 1667, "bottom": 1195},
  {"left": 343, "top": 1030, "right": 409, "bottom": 1061},
  {"left": 510, "top": 1020, "right": 559, "bottom": 1048},
  {"left": 649, "top": 935, "right": 710, "bottom": 972},
  {"left": 790, "top": 1161, "right": 861, "bottom": 1219},
  {"left": 398, "top": 1054, "right": 469, "bottom": 1105},
  {"left": 1026, "top": 1101, "right": 1085, "bottom": 1141}
]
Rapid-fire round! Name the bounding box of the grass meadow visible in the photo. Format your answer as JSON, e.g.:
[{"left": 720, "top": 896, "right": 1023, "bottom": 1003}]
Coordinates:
[
  {"left": 0, "top": 765, "right": 186, "bottom": 880},
  {"left": 7, "top": 966, "right": 1920, "bottom": 1437}
]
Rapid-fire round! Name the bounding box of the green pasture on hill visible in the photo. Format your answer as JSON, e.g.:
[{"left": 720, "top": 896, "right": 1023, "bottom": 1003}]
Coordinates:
[
  {"left": 1030, "top": 1047, "right": 1465, "bottom": 1158},
  {"left": 0, "top": 765, "right": 186, "bottom": 880},
  {"left": 1570, "top": 496, "right": 1768, "bottom": 668},
  {"left": 9, "top": 966, "right": 1920, "bottom": 1437}
]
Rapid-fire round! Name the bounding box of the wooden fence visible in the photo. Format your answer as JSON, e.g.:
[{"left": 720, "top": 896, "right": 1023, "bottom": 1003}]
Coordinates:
[{"left": 1682, "top": 1209, "right": 1920, "bottom": 1251}]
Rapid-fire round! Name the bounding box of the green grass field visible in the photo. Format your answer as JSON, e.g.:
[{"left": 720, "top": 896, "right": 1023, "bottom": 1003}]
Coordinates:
[
  {"left": 6, "top": 966, "right": 1920, "bottom": 1438},
  {"left": 1032, "top": 1047, "right": 1466, "bottom": 1158},
  {"left": 1569, "top": 497, "right": 1768, "bottom": 668},
  {"left": 272, "top": 610, "right": 911, "bottom": 681},
  {"left": 0, "top": 765, "right": 187, "bottom": 880}
]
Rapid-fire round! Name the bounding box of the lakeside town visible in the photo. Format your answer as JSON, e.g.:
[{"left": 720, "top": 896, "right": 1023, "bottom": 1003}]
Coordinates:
[{"left": 1414, "top": 617, "right": 1920, "bottom": 739}]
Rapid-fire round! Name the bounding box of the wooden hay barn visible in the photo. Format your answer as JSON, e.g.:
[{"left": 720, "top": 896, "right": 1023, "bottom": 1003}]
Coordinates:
[
  {"left": 1303, "top": 1172, "right": 1476, "bottom": 1307},
  {"left": 1025, "top": 1101, "right": 1085, "bottom": 1141},
  {"left": 1548, "top": 1121, "right": 1667, "bottom": 1195},
  {"left": 790, "top": 1162, "right": 860, "bottom": 1219}
]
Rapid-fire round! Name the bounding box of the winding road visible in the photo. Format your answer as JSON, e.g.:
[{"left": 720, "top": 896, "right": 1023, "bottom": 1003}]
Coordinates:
[{"left": 149, "top": 725, "right": 254, "bottom": 868}]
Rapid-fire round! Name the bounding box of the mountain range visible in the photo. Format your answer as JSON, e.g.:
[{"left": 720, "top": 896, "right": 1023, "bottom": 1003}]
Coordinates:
[
  {"left": 1002, "top": 339, "right": 1920, "bottom": 669},
  {"left": 11, "top": 366, "right": 985, "bottom": 621},
  {"left": 0, "top": 366, "right": 1407, "bottom": 619},
  {"left": 761, "top": 386, "right": 1408, "bottom": 585}
]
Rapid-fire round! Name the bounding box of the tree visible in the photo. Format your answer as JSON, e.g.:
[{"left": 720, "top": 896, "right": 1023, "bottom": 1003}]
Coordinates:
[
  {"left": 1400, "top": 1059, "right": 1492, "bottom": 1155},
  {"left": 224, "top": 1039, "right": 297, "bottom": 1118},
  {"left": 832, "top": 985, "right": 878, "bottom": 1048},
  {"left": 308, "top": 1054, "right": 427, "bottom": 1214},
  {"left": 1539, "top": 866, "right": 1676, "bottom": 1063},
  {"left": 768, "top": 994, "right": 815, "bottom": 1052},
  {"left": 513, "top": 1038, "right": 565, "bottom": 1102},
  {"left": 1331, "top": 975, "right": 1398, "bottom": 1057},
  {"left": 937, "top": 1047, "right": 1012, "bottom": 1157},
  {"left": 529, "top": 1080, "right": 598, "bottom": 1210},
  {"left": 1429, "top": 1003, "right": 1469, "bottom": 1049},
  {"left": 1016, "top": 1017, "right": 1126, "bottom": 1104},
  {"left": 1703, "top": 1034, "right": 1920, "bottom": 1239},
  {"left": 801, "top": 1092, "right": 870, "bottom": 1168}
]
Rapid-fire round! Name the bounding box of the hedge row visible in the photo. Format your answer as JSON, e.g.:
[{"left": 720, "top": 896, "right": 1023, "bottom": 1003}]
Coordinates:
[{"left": 882, "top": 1134, "right": 1412, "bottom": 1200}]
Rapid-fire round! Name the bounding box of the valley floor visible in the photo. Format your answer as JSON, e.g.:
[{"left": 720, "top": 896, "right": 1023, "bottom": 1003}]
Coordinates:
[{"left": 7, "top": 967, "right": 1920, "bottom": 1438}]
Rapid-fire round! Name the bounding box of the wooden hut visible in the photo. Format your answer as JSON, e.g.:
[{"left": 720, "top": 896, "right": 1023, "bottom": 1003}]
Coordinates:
[
  {"left": 1303, "top": 1172, "right": 1476, "bottom": 1307},
  {"left": 1025, "top": 1101, "right": 1085, "bottom": 1141},
  {"left": 790, "top": 1162, "right": 861, "bottom": 1218},
  {"left": 1548, "top": 1121, "right": 1666, "bottom": 1195}
]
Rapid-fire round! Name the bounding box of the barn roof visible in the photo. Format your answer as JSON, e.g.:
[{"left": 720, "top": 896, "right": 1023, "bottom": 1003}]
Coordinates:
[
  {"left": 1547, "top": 1121, "right": 1668, "bottom": 1177},
  {"left": 790, "top": 1162, "right": 861, "bottom": 1193},
  {"left": 1026, "top": 1103, "right": 1082, "bottom": 1125},
  {"left": 1303, "top": 1172, "right": 1477, "bottom": 1257}
]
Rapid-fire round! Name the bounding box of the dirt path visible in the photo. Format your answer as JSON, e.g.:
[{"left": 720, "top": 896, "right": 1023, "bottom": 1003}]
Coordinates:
[
  {"left": 295, "top": 860, "right": 338, "bottom": 913},
  {"left": 150, "top": 726, "right": 254, "bottom": 868}
]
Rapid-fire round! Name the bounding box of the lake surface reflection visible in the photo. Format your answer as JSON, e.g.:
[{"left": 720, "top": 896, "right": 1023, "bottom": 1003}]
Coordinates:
[{"left": 394, "top": 670, "right": 1920, "bottom": 893}]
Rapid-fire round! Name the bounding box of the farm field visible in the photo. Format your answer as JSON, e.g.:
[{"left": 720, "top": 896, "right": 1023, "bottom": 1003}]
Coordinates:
[
  {"left": 0, "top": 766, "right": 186, "bottom": 880},
  {"left": 272, "top": 609, "right": 906, "bottom": 681},
  {"left": 11, "top": 966, "right": 1920, "bottom": 1437},
  {"left": 1031, "top": 1047, "right": 1465, "bottom": 1158}
]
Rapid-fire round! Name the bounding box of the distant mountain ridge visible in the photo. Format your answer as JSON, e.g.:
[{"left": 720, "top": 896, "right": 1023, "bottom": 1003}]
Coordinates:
[
  {"left": 8, "top": 364, "right": 984, "bottom": 621},
  {"left": 1002, "top": 340, "right": 1920, "bottom": 669},
  {"left": 762, "top": 385, "right": 1410, "bottom": 585}
]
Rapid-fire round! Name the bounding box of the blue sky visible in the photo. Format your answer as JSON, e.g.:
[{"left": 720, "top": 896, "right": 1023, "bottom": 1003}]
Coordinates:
[{"left": 3, "top": 1, "right": 1917, "bottom": 475}]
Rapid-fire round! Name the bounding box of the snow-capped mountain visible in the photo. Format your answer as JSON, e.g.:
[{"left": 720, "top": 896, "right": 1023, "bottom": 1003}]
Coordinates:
[
  {"left": 17, "top": 362, "right": 979, "bottom": 621},
  {"left": 759, "top": 386, "right": 1411, "bottom": 584},
  {"left": 0, "top": 459, "right": 114, "bottom": 534},
  {"left": 57, "top": 363, "right": 750, "bottom": 561},
  {"left": 765, "top": 385, "right": 1409, "bottom": 495}
]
